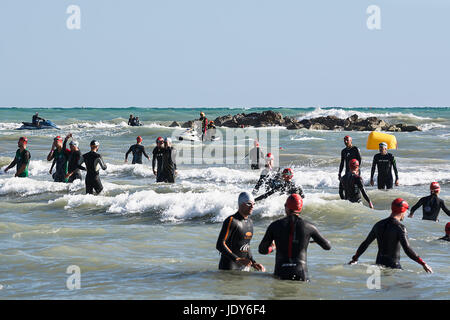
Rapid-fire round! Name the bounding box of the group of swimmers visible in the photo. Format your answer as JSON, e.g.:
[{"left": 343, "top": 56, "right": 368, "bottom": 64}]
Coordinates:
[
  {"left": 216, "top": 135, "right": 449, "bottom": 281},
  {"left": 3, "top": 134, "right": 177, "bottom": 194},
  {"left": 3, "top": 125, "right": 449, "bottom": 282}
]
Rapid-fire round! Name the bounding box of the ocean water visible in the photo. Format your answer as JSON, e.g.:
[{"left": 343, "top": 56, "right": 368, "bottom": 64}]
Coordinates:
[{"left": 0, "top": 106, "right": 449, "bottom": 299}]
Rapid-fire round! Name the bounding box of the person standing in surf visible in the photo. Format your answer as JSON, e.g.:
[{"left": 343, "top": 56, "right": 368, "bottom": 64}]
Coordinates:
[
  {"left": 78, "top": 140, "right": 107, "bottom": 195},
  {"left": 4, "top": 137, "right": 31, "bottom": 177},
  {"left": 349, "top": 198, "right": 433, "bottom": 273},
  {"left": 249, "top": 140, "right": 265, "bottom": 170},
  {"left": 48, "top": 136, "right": 70, "bottom": 183},
  {"left": 339, "top": 159, "right": 374, "bottom": 208},
  {"left": 258, "top": 194, "right": 331, "bottom": 281},
  {"left": 63, "top": 133, "right": 85, "bottom": 183},
  {"left": 408, "top": 182, "right": 450, "bottom": 221},
  {"left": 216, "top": 191, "right": 265, "bottom": 272},
  {"left": 125, "top": 136, "right": 150, "bottom": 164},
  {"left": 370, "top": 142, "right": 399, "bottom": 189},
  {"left": 152, "top": 137, "right": 165, "bottom": 182},
  {"left": 338, "top": 135, "right": 361, "bottom": 180},
  {"left": 160, "top": 137, "right": 177, "bottom": 183}
]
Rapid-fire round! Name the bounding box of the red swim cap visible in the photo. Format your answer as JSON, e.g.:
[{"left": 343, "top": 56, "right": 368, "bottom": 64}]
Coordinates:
[
  {"left": 137, "top": 136, "right": 143, "bottom": 143},
  {"left": 430, "top": 182, "right": 440, "bottom": 193},
  {"left": 54, "top": 136, "right": 63, "bottom": 141},
  {"left": 391, "top": 198, "right": 409, "bottom": 214},
  {"left": 344, "top": 135, "right": 352, "bottom": 141},
  {"left": 266, "top": 153, "right": 274, "bottom": 161},
  {"left": 156, "top": 137, "right": 164, "bottom": 143},
  {"left": 19, "top": 137, "right": 28, "bottom": 143},
  {"left": 349, "top": 159, "right": 359, "bottom": 169},
  {"left": 285, "top": 194, "right": 303, "bottom": 213},
  {"left": 282, "top": 168, "right": 294, "bottom": 177},
  {"left": 445, "top": 222, "right": 450, "bottom": 235}
]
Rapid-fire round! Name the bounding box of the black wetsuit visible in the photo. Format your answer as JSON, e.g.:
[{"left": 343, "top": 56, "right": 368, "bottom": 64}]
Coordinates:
[
  {"left": 10, "top": 149, "right": 31, "bottom": 177},
  {"left": 353, "top": 217, "right": 424, "bottom": 269},
  {"left": 126, "top": 144, "right": 149, "bottom": 164},
  {"left": 51, "top": 148, "right": 70, "bottom": 183},
  {"left": 258, "top": 215, "right": 331, "bottom": 281},
  {"left": 32, "top": 115, "right": 44, "bottom": 126},
  {"left": 339, "top": 146, "right": 362, "bottom": 177},
  {"left": 252, "top": 167, "right": 275, "bottom": 195},
  {"left": 160, "top": 146, "right": 177, "bottom": 183},
  {"left": 249, "top": 147, "right": 264, "bottom": 170},
  {"left": 371, "top": 153, "right": 399, "bottom": 189},
  {"left": 63, "top": 141, "right": 85, "bottom": 183},
  {"left": 152, "top": 146, "right": 165, "bottom": 182},
  {"left": 410, "top": 194, "right": 450, "bottom": 221},
  {"left": 79, "top": 151, "right": 107, "bottom": 194},
  {"left": 216, "top": 212, "right": 256, "bottom": 270},
  {"left": 339, "top": 172, "right": 371, "bottom": 204},
  {"left": 255, "top": 178, "right": 305, "bottom": 202}
]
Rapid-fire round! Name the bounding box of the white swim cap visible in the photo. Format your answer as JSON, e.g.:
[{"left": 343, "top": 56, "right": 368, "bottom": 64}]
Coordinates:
[
  {"left": 69, "top": 140, "right": 79, "bottom": 147},
  {"left": 238, "top": 191, "right": 255, "bottom": 206},
  {"left": 164, "top": 137, "right": 172, "bottom": 143},
  {"left": 379, "top": 142, "right": 387, "bottom": 148}
]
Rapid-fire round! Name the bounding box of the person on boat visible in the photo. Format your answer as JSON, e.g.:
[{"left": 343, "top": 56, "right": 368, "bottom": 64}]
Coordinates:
[
  {"left": 370, "top": 142, "right": 399, "bottom": 189},
  {"left": 348, "top": 198, "right": 433, "bottom": 273},
  {"left": 4, "top": 137, "right": 31, "bottom": 177},
  {"left": 216, "top": 191, "right": 265, "bottom": 272},
  {"left": 339, "top": 159, "right": 374, "bottom": 208},
  {"left": 338, "top": 135, "right": 361, "bottom": 180},
  {"left": 32, "top": 112, "right": 45, "bottom": 127},
  {"left": 408, "top": 182, "right": 450, "bottom": 221},
  {"left": 258, "top": 194, "right": 331, "bottom": 281},
  {"left": 255, "top": 168, "right": 305, "bottom": 202},
  {"left": 125, "top": 136, "right": 150, "bottom": 164}
]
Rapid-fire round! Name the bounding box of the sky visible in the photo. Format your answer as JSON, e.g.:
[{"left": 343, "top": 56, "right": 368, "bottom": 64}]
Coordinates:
[{"left": 0, "top": 0, "right": 449, "bottom": 108}]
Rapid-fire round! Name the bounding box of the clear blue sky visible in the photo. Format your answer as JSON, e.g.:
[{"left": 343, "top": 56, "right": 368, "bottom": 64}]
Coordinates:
[{"left": 0, "top": 0, "right": 449, "bottom": 107}]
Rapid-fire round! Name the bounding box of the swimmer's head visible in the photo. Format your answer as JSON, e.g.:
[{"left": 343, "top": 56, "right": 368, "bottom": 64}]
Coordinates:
[
  {"left": 90, "top": 140, "right": 100, "bottom": 150},
  {"left": 282, "top": 168, "right": 293, "bottom": 181},
  {"left": 344, "top": 135, "right": 352, "bottom": 147},
  {"left": 238, "top": 191, "right": 255, "bottom": 216},
  {"left": 430, "top": 182, "right": 440, "bottom": 194},
  {"left": 349, "top": 159, "right": 359, "bottom": 171},
  {"left": 391, "top": 198, "right": 409, "bottom": 219},
  {"left": 285, "top": 194, "right": 303, "bottom": 215},
  {"left": 379, "top": 142, "right": 388, "bottom": 154},
  {"left": 18, "top": 136, "right": 28, "bottom": 147},
  {"left": 137, "top": 136, "right": 143, "bottom": 143},
  {"left": 69, "top": 140, "right": 79, "bottom": 149}
]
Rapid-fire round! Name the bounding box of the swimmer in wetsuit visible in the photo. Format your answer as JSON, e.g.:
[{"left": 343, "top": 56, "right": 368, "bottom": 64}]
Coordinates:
[
  {"left": 48, "top": 136, "right": 70, "bottom": 183},
  {"left": 216, "top": 192, "right": 265, "bottom": 272},
  {"left": 255, "top": 168, "right": 305, "bottom": 202},
  {"left": 4, "top": 137, "right": 31, "bottom": 177},
  {"left": 339, "top": 159, "right": 374, "bottom": 208},
  {"left": 370, "top": 142, "right": 399, "bottom": 189},
  {"left": 439, "top": 223, "right": 450, "bottom": 242},
  {"left": 349, "top": 198, "right": 433, "bottom": 273},
  {"left": 159, "top": 137, "right": 177, "bottom": 183},
  {"left": 152, "top": 137, "right": 165, "bottom": 182},
  {"left": 408, "top": 182, "right": 450, "bottom": 222},
  {"left": 259, "top": 194, "right": 331, "bottom": 281},
  {"left": 125, "top": 136, "right": 150, "bottom": 164},
  {"left": 78, "top": 140, "right": 107, "bottom": 194},
  {"left": 252, "top": 153, "right": 276, "bottom": 195},
  {"left": 63, "top": 134, "right": 85, "bottom": 183},
  {"left": 249, "top": 140, "right": 265, "bottom": 170},
  {"left": 338, "top": 135, "right": 361, "bottom": 180}
]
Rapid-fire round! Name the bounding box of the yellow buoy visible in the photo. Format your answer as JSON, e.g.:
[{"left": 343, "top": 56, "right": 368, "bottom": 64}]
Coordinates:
[{"left": 366, "top": 131, "right": 397, "bottom": 150}]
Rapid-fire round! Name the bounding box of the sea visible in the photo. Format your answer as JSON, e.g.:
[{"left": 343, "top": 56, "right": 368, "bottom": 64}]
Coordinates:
[{"left": 0, "top": 106, "right": 449, "bottom": 299}]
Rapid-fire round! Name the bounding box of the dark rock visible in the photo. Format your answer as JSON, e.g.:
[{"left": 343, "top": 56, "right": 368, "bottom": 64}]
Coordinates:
[
  {"left": 169, "top": 121, "right": 181, "bottom": 127},
  {"left": 182, "top": 120, "right": 195, "bottom": 128}
]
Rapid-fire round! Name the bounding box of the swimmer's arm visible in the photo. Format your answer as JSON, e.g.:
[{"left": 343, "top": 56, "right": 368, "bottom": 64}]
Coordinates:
[
  {"left": 391, "top": 156, "right": 399, "bottom": 180},
  {"left": 356, "top": 148, "right": 362, "bottom": 167},
  {"left": 142, "top": 147, "right": 150, "bottom": 160},
  {"left": 216, "top": 217, "right": 239, "bottom": 261},
  {"left": 370, "top": 156, "right": 377, "bottom": 180},
  {"left": 98, "top": 156, "right": 107, "bottom": 170},
  {"left": 409, "top": 198, "right": 424, "bottom": 217},
  {"left": 339, "top": 180, "right": 345, "bottom": 200},
  {"left": 399, "top": 228, "right": 431, "bottom": 273},
  {"left": 311, "top": 226, "right": 331, "bottom": 250},
  {"left": 258, "top": 225, "right": 275, "bottom": 254},
  {"left": 255, "top": 189, "right": 276, "bottom": 202},
  {"left": 125, "top": 147, "right": 132, "bottom": 161},
  {"left": 5, "top": 157, "right": 17, "bottom": 171},
  {"left": 440, "top": 199, "right": 450, "bottom": 216},
  {"left": 357, "top": 178, "right": 373, "bottom": 208},
  {"left": 350, "top": 227, "right": 376, "bottom": 263},
  {"left": 338, "top": 150, "right": 345, "bottom": 177}
]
